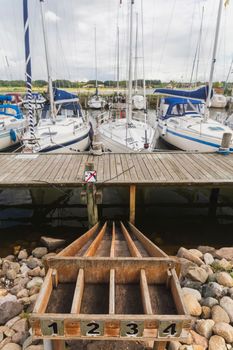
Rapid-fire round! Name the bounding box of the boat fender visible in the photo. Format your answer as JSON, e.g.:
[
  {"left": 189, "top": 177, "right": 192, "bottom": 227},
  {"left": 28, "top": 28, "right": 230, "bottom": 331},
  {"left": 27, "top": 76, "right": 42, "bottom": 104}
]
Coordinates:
[
  {"left": 10, "top": 129, "right": 17, "bottom": 142},
  {"left": 162, "top": 124, "right": 167, "bottom": 136}
]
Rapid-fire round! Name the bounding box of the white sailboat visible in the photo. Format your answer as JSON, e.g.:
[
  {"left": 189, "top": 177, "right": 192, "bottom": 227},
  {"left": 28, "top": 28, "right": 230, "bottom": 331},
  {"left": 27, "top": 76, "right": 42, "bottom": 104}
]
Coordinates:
[
  {"left": 98, "top": 0, "right": 155, "bottom": 152},
  {"left": 154, "top": 0, "right": 232, "bottom": 152},
  {"left": 87, "top": 27, "right": 106, "bottom": 110},
  {"left": 22, "top": 0, "right": 90, "bottom": 153}
]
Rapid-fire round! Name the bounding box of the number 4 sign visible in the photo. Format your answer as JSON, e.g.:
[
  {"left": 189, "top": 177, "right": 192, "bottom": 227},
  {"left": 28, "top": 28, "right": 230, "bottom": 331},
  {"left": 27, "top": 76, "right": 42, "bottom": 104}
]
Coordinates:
[{"left": 158, "top": 320, "right": 183, "bottom": 338}]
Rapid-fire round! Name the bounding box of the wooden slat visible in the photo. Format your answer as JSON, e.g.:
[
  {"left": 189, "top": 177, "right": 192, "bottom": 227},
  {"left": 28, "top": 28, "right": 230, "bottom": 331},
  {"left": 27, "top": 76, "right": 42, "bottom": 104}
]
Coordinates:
[
  {"left": 84, "top": 221, "right": 107, "bottom": 257},
  {"left": 120, "top": 221, "right": 142, "bottom": 258},
  {"left": 140, "top": 269, "right": 153, "bottom": 314},
  {"left": 109, "top": 269, "right": 115, "bottom": 314},
  {"left": 170, "top": 268, "right": 188, "bottom": 315},
  {"left": 71, "top": 268, "right": 84, "bottom": 314},
  {"left": 129, "top": 184, "right": 136, "bottom": 224},
  {"left": 110, "top": 221, "right": 116, "bottom": 258},
  {"left": 33, "top": 268, "right": 53, "bottom": 313}
]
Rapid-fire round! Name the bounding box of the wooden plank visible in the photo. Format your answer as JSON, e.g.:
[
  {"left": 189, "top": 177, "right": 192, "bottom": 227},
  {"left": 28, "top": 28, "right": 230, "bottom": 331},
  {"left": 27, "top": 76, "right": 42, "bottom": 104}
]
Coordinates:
[
  {"left": 120, "top": 154, "right": 131, "bottom": 182},
  {"left": 128, "top": 222, "right": 168, "bottom": 258},
  {"left": 125, "top": 153, "right": 138, "bottom": 182},
  {"left": 33, "top": 269, "right": 53, "bottom": 313},
  {"left": 84, "top": 221, "right": 107, "bottom": 257},
  {"left": 153, "top": 342, "right": 167, "bottom": 350},
  {"left": 71, "top": 268, "right": 84, "bottom": 314},
  {"left": 57, "top": 222, "right": 99, "bottom": 257},
  {"left": 52, "top": 340, "right": 66, "bottom": 350},
  {"left": 110, "top": 221, "right": 116, "bottom": 258},
  {"left": 115, "top": 153, "right": 124, "bottom": 181},
  {"left": 170, "top": 269, "right": 188, "bottom": 315},
  {"left": 140, "top": 269, "right": 153, "bottom": 314},
  {"left": 109, "top": 269, "right": 115, "bottom": 314},
  {"left": 120, "top": 221, "right": 141, "bottom": 258},
  {"left": 129, "top": 185, "right": 136, "bottom": 224}
]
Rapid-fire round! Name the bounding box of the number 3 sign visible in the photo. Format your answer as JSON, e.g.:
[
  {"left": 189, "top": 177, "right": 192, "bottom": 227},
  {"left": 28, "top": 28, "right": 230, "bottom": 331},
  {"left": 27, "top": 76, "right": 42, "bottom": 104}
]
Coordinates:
[{"left": 120, "top": 321, "right": 144, "bottom": 337}]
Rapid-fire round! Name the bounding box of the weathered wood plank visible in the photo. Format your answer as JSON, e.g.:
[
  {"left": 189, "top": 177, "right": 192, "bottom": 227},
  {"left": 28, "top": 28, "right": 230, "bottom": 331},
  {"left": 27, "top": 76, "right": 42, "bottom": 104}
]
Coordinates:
[{"left": 71, "top": 268, "right": 84, "bottom": 314}]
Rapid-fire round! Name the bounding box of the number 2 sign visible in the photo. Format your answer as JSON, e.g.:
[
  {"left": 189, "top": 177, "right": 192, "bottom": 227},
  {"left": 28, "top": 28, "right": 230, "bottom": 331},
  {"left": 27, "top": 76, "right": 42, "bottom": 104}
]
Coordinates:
[{"left": 81, "top": 320, "right": 104, "bottom": 337}]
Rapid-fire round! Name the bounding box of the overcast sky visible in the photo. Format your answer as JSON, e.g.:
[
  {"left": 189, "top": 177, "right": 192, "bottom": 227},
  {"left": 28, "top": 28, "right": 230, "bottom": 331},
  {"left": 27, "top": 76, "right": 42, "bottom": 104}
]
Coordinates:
[{"left": 0, "top": 0, "right": 233, "bottom": 83}]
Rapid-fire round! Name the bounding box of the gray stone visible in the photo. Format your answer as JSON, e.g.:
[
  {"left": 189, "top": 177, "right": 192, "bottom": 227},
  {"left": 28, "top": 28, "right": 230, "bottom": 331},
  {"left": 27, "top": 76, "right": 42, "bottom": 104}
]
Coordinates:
[
  {"left": 19, "top": 265, "right": 30, "bottom": 277},
  {"left": 25, "top": 258, "right": 41, "bottom": 270},
  {"left": 212, "top": 305, "right": 230, "bottom": 324},
  {"left": 181, "top": 278, "right": 203, "bottom": 291},
  {"left": 3, "top": 256, "right": 15, "bottom": 262},
  {"left": 26, "top": 277, "right": 43, "bottom": 289},
  {"left": 16, "top": 289, "right": 29, "bottom": 299},
  {"left": 213, "top": 322, "right": 233, "bottom": 343},
  {"left": 31, "top": 247, "right": 48, "bottom": 259},
  {"left": 12, "top": 319, "right": 28, "bottom": 333},
  {"left": 6, "top": 270, "right": 17, "bottom": 281},
  {"left": 5, "top": 317, "right": 20, "bottom": 328},
  {"left": 40, "top": 236, "right": 66, "bottom": 251},
  {"left": 11, "top": 331, "right": 29, "bottom": 346},
  {"left": 27, "top": 267, "right": 41, "bottom": 277},
  {"left": 2, "top": 262, "right": 20, "bottom": 275},
  {"left": 177, "top": 247, "right": 203, "bottom": 266},
  {"left": 182, "top": 287, "right": 202, "bottom": 301},
  {"left": 204, "top": 252, "right": 214, "bottom": 265},
  {"left": 0, "top": 295, "right": 23, "bottom": 325},
  {"left": 220, "top": 296, "right": 233, "bottom": 322},
  {"left": 197, "top": 246, "right": 216, "bottom": 254},
  {"left": 1, "top": 343, "right": 21, "bottom": 350},
  {"left": 201, "top": 297, "right": 218, "bottom": 308},
  {"left": 25, "top": 347, "right": 43, "bottom": 350},
  {"left": 202, "top": 282, "right": 226, "bottom": 298},
  {"left": 17, "top": 250, "right": 28, "bottom": 260}
]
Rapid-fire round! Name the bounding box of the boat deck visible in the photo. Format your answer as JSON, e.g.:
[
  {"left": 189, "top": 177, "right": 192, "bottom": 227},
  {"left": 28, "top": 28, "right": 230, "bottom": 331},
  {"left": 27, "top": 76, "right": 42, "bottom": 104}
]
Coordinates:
[{"left": 0, "top": 151, "right": 233, "bottom": 187}]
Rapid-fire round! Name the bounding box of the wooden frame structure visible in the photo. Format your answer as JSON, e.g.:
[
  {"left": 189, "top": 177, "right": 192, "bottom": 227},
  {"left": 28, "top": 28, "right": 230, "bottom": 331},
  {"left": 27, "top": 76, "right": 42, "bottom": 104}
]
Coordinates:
[{"left": 31, "top": 221, "right": 192, "bottom": 349}]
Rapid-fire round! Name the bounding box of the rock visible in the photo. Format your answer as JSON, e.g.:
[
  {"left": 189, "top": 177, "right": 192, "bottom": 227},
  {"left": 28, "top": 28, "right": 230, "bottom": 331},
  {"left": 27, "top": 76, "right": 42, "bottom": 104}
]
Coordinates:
[
  {"left": 183, "top": 294, "right": 202, "bottom": 316},
  {"left": 5, "top": 317, "right": 20, "bottom": 328},
  {"left": 1, "top": 343, "right": 21, "bottom": 350},
  {"left": 2, "top": 328, "right": 15, "bottom": 338},
  {"left": 0, "top": 290, "right": 8, "bottom": 297},
  {"left": 17, "top": 288, "right": 29, "bottom": 299},
  {"left": 190, "top": 330, "right": 208, "bottom": 349},
  {"left": 212, "top": 305, "right": 230, "bottom": 324},
  {"left": 202, "top": 282, "right": 226, "bottom": 298},
  {"left": 220, "top": 296, "right": 233, "bottom": 322},
  {"left": 12, "top": 319, "right": 28, "bottom": 333},
  {"left": 32, "top": 247, "right": 48, "bottom": 259},
  {"left": 29, "top": 294, "right": 39, "bottom": 303},
  {"left": 215, "top": 248, "right": 233, "bottom": 260},
  {"left": 0, "top": 334, "right": 3, "bottom": 343},
  {"left": 25, "top": 347, "right": 43, "bottom": 350},
  {"left": 216, "top": 272, "right": 233, "bottom": 287},
  {"left": 40, "top": 236, "right": 66, "bottom": 251},
  {"left": 19, "top": 264, "right": 30, "bottom": 277},
  {"left": 29, "top": 286, "right": 40, "bottom": 296},
  {"left": 177, "top": 247, "right": 203, "bottom": 266},
  {"left": 200, "top": 264, "right": 213, "bottom": 276},
  {"left": 203, "top": 252, "right": 214, "bottom": 265},
  {"left": 12, "top": 330, "right": 29, "bottom": 345},
  {"left": 17, "top": 250, "right": 28, "bottom": 260},
  {"left": 0, "top": 339, "right": 13, "bottom": 350},
  {"left": 195, "top": 319, "right": 215, "bottom": 339},
  {"left": 168, "top": 341, "right": 181, "bottom": 350},
  {"left": 209, "top": 335, "right": 226, "bottom": 350},
  {"left": 39, "top": 268, "right": 45, "bottom": 277},
  {"left": 6, "top": 270, "right": 17, "bottom": 281},
  {"left": 13, "top": 246, "right": 21, "bottom": 256},
  {"left": 0, "top": 295, "right": 23, "bottom": 325},
  {"left": 26, "top": 277, "right": 43, "bottom": 289},
  {"left": 217, "top": 259, "right": 233, "bottom": 271},
  {"left": 182, "top": 287, "right": 202, "bottom": 301},
  {"left": 18, "top": 297, "right": 30, "bottom": 306},
  {"left": 181, "top": 279, "right": 202, "bottom": 291},
  {"left": 26, "top": 258, "right": 42, "bottom": 270},
  {"left": 42, "top": 253, "right": 56, "bottom": 263},
  {"left": 208, "top": 273, "right": 217, "bottom": 283},
  {"left": 2, "top": 261, "right": 20, "bottom": 275},
  {"left": 213, "top": 322, "right": 233, "bottom": 343},
  {"left": 186, "top": 266, "right": 208, "bottom": 283},
  {"left": 201, "top": 297, "right": 218, "bottom": 308},
  {"left": 3, "top": 256, "right": 15, "bottom": 262},
  {"left": 201, "top": 306, "right": 211, "bottom": 319},
  {"left": 28, "top": 267, "right": 41, "bottom": 277},
  {"left": 13, "top": 277, "right": 29, "bottom": 288},
  {"left": 197, "top": 246, "right": 215, "bottom": 254},
  {"left": 189, "top": 249, "right": 203, "bottom": 258}
]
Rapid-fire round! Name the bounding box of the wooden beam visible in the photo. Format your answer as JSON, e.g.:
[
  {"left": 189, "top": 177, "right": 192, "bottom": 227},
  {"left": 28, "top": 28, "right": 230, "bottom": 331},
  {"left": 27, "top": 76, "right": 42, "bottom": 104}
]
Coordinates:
[
  {"left": 170, "top": 268, "right": 188, "bottom": 315},
  {"left": 129, "top": 184, "right": 136, "bottom": 224},
  {"left": 109, "top": 269, "right": 115, "bottom": 314},
  {"left": 110, "top": 221, "right": 115, "bottom": 258},
  {"left": 153, "top": 342, "right": 167, "bottom": 350},
  {"left": 84, "top": 221, "right": 107, "bottom": 257},
  {"left": 140, "top": 269, "right": 153, "bottom": 315},
  {"left": 71, "top": 268, "right": 84, "bottom": 314},
  {"left": 52, "top": 340, "right": 66, "bottom": 350},
  {"left": 33, "top": 269, "right": 53, "bottom": 313},
  {"left": 120, "top": 221, "right": 141, "bottom": 258}
]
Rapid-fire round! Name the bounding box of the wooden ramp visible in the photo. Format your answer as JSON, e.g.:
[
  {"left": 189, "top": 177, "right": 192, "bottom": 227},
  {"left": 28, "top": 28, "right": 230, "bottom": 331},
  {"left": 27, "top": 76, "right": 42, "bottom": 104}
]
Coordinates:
[
  {"left": 0, "top": 152, "right": 233, "bottom": 187},
  {"left": 31, "top": 221, "right": 191, "bottom": 349}
]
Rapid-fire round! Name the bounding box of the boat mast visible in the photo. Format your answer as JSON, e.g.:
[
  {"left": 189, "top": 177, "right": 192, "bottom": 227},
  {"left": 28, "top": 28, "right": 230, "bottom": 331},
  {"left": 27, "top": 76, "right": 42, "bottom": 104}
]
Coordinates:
[
  {"left": 117, "top": 26, "right": 120, "bottom": 95},
  {"left": 127, "top": 0, "right": 134, "bottom": 125},
  {"left": 141, "top": 0, "right": 146, "bottom": 111},
  {"left": 134, "top": 12, "right": 138, "bottom": 93},
  {"left": 39, "top": 0, "right": 56, "bottom": 121},
  {"left": 206, "top": 0, "right": 223, "bottom": 111},
  {"left": 195, "top": 6, "right": 204, "bottom": 87},
  {"left": 23, "top": 0, "right": 35, "bottom": 141},
  {"left": 94, "top": 26, "right": 98, "bottom": 96}
]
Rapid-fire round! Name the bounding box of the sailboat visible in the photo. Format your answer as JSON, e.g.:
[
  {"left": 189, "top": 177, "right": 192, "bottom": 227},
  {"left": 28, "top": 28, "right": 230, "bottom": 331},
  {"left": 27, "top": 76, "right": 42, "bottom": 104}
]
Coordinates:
[
  {"left": 22, "top": 0, "right": 90, "bottom": 153},
  {"left": 87, "top": 27, "right": 106, "bottom": 110},
  {"left": 154, "top": 0, "right": 232, "bottom": 152},
  {"left": 97, "top": 0, "right": 155, "bottom": 152}
]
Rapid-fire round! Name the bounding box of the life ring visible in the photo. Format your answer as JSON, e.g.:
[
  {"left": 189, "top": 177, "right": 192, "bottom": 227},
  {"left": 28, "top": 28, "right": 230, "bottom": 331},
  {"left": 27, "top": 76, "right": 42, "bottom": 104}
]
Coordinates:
[{"left": 10, "top": 129, "right": 17, "bottom": 142}]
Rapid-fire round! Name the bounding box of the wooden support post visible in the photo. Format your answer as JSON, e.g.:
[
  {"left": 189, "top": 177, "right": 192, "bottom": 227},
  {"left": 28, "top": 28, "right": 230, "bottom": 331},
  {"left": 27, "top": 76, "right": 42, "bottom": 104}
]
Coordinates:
[
  {"left": 85, "top": 163, "right": 98, "bottom": 228},
  {"left": 153, "top": 342, "right": 167, "bottom": 350},
  {"left": 129, "top": 184, "right": 136, "bottom": 224},
  {"left": 52, "top": 340, "right": 66, "bottom": 350},
  {"left": 208, "top": 188, "right": 219, "bottom": 218}
]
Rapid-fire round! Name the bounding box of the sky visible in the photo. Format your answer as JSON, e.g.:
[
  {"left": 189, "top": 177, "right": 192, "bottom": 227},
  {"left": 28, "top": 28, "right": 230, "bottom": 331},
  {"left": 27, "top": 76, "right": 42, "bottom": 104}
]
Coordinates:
[{"left": 0, "top": 0, "right": 233, "bottom": 83}]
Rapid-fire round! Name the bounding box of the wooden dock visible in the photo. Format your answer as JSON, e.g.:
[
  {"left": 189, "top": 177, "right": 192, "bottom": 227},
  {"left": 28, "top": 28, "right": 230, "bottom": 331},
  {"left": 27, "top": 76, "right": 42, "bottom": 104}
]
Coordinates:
[
  {"left": 31, "top": 221, "right": 191, "bottom": 349},
  {"left": 0, "top": 152, "right": 233, "bottom": 187}
]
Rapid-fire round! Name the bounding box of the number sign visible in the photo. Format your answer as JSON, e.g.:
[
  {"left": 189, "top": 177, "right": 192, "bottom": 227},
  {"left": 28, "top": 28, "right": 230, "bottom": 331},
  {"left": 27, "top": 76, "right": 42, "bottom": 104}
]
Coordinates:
[
  {"left": 158, "top": 321, "right": 183, "bottom": 338},
  {"left": 81, "top": 320, "right": 104, "bottom": 337},
  {"left": 120, "top": 321, "right": 144, "bottom": 337},
  {"left": 41, "top": 320, "right": 64, "bottom": 336}
]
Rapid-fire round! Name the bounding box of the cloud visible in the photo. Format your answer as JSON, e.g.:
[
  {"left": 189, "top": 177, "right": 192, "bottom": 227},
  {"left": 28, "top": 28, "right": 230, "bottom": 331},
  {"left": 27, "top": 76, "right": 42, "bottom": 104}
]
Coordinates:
[{"left": 45, "top": 11, "right": 61, "bottom": 23}]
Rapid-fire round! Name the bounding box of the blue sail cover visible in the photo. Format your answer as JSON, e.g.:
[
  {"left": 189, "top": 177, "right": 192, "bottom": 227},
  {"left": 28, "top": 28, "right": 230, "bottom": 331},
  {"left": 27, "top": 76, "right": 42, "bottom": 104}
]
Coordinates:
[
  {"left": 154, "top": 85, "right": 213, "bottom": 101},
  {"left": 0, "top": 95, "right": 12, "bottom": 102},
  {"left": 53, "top": 88, "right": 82, "bottom": 115}
]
